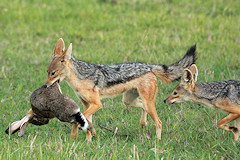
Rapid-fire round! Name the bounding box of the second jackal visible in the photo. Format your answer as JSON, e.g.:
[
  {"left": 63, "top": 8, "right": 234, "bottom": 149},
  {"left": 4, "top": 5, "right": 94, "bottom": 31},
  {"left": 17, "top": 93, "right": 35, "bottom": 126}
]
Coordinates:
[{"left": 164, "top": 64, "right": 240, "bottom": 141}]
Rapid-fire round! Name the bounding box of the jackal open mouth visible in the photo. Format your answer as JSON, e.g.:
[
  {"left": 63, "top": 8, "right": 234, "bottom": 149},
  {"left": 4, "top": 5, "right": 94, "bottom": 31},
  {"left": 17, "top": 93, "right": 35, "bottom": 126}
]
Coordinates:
[{"left": 57, "top": 79, "right": 60, "bottom": 83}]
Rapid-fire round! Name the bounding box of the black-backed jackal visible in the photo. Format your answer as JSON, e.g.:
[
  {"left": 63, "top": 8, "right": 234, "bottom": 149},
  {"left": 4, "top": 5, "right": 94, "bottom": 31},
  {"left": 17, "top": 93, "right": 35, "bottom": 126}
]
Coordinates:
[
  {"left": 164, "top": 64, "right": 240, "bottom": 141},
  {"left": 45, "top": 38, "right": 197, "bottom": 141}
]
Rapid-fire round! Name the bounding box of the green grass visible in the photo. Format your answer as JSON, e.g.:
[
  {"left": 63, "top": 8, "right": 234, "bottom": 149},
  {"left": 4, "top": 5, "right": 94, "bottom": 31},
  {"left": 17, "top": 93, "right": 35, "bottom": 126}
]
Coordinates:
[{"left": 1, "top": 0, "right": 240, "bottom": 159}]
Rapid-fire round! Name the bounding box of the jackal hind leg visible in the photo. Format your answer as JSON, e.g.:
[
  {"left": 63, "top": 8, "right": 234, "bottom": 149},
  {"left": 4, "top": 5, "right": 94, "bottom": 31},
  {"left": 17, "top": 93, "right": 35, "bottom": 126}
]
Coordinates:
[
  {"left": 123, "top": 89, "right": 147, "bottom": 129},
  {"left": 71, "top": 123, "right": 78, "bottom": 140},
  {"left": 217, "top": 113, "right": 240, "bottom": 141},
  {"left": 137, "top": 78, "right": 162, "bottom": 140}
]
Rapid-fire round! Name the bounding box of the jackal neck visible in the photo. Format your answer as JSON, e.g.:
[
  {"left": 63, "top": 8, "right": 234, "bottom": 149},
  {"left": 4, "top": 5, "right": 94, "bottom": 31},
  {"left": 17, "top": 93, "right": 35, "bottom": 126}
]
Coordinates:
[
  {"left": 194, "top": 82, "right": 224, "bottom": 101},
  {"left": 70, "top": 57, "right": 96, "bottom": 80}
]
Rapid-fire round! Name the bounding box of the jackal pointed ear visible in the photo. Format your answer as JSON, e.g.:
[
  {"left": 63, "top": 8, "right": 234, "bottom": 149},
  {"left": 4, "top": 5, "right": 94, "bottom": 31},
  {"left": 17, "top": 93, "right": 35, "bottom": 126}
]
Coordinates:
[
  {"left": 53, "top": 38, "right": 65, "bottom": 56},
  {"left": 62, "top": 43, "right": 72, "bottom": 60},
  {"left": 181, "top": 69, "right": 194, "bottom": 85},
  {"left": 188, "top": 64, "right": 198, "bottom": 82}
]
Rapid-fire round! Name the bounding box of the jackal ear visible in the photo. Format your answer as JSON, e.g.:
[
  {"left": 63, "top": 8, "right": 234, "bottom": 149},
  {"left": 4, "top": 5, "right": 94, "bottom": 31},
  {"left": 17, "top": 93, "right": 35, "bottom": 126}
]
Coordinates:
[
  {"left": 62, "top": 43, "right": 72, "bottom": 60},
  {"left": 188, "top": 64, "right": 198, "bottom": 82},
  {"left": 181, "top": 69, "right": 194, "bottom": 85},
  {"left": 53, "top": 38, "right": 65, "bottom": 56}
]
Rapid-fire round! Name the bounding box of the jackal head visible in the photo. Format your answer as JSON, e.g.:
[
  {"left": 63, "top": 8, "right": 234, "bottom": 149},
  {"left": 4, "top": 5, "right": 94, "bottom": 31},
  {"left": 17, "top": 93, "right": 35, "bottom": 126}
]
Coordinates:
[
  {"left": 45, "top": 38, "right": 72, "bottom": 88},
  {"left": 164, "top": 64, "right": 198, "bottom": 105}
]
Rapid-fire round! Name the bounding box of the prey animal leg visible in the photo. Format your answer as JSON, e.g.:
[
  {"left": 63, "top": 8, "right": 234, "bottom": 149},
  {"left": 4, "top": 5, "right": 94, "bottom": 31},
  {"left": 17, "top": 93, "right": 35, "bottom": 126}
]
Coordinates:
[
  {"left": 5, "top": 109, "right": 35, "bottom": 136},
  {"left": 18, "top": 109, "right": 35, "bottom": 136}
]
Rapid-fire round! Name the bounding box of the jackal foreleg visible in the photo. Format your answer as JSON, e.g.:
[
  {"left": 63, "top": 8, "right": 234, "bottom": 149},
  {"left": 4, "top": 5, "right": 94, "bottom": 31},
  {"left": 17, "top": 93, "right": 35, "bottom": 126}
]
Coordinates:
[
  {"left": 71, "top": 123, "right": 78, "bottom": 140},
  {"left": 82, "top": 101, "right": 102, "bottom": 141},
  {"left": 217, "top": 113, "right": 240, "bottom": 141}
]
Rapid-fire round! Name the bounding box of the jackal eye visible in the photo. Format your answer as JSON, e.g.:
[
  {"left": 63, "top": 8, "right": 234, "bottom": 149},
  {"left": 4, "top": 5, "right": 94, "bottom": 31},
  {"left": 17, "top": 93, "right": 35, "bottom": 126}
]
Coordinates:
[
  {"left": 51, "top": 71, "right": 56, "bottom": 76},
  {"left": 173, "top": 91, "right": 178, "bottom": 96}
]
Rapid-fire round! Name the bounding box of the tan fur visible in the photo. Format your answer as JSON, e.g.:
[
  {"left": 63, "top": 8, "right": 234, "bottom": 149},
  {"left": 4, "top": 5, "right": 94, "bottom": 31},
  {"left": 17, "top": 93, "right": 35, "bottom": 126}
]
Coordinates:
[
  {"left": 213, "top": 99, "right": 240, "bottom": 115},
  {"left": 188, "top": 64, "right": 198, "bottom": 81},
  {"left": 53, "top": 38, "right": 65, "bottom": 55},
  {"left": 71, "top": 123, "right": 78, "bottom": 140},
  {"left": 100, "top": 73, "right": 157, "bottom": 98},
  {"left": 217, "top": 113, "right": 240, "bottom": 141},
  {"left": 153, "top": 72, "right": 171, "bottom": 84},
  {"left": 184, "top": 83, "right": 195, "bottom": 92}
]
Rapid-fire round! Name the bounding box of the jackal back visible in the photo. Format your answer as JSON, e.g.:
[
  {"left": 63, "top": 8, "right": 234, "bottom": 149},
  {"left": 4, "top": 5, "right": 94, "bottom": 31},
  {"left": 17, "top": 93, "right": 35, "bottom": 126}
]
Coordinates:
[{"left": 69, "top": 45, "right": 197, "bottom": 89}]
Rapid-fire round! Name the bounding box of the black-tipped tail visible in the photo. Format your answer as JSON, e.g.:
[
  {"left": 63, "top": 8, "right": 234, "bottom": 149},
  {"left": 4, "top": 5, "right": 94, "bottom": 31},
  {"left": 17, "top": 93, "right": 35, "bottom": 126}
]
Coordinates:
[
  {"left": 152, "top": 44, "right": 197, "bottom": 84},
  {"left": 182, "top": 44, "right": 197, "bottom": 64}
]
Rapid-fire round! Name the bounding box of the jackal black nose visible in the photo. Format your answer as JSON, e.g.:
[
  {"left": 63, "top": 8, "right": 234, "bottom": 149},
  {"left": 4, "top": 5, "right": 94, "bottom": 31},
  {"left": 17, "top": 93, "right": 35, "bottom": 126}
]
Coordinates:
[
  {"left": 43, "top": 84, "right": 47, "bottom": 88},
  {"left": 164, "top": 99, "right": 166, "bottom": 104}
]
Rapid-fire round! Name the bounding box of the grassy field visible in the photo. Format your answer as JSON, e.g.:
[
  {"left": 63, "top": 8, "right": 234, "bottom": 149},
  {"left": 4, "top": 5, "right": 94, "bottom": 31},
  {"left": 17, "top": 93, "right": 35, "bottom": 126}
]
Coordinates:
[{"left": 1, "top": 0, "right": 240, "bottom": 159}]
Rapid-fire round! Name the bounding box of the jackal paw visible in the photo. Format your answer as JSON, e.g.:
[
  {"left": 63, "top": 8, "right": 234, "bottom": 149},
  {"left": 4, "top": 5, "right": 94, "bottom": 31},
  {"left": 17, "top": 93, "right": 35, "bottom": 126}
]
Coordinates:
[
  {"left": 229, "top": 126, "right": 239, "bottom": 141},
  {"left": 86, "top": 130, "right": 92, "bottom": 142},
  {"left": 71, "top": 134, "right": 77, "bottom": 140},
  {"left": 91, "top": 128, "right": 97, "bottom": 137},
  {"left": 233, "top": 132, "right": 239, "bottom": 141},
  {"left": 88, "top": 123, "right": 96, "bottom": 137},
  {"left": 140, "top": 121, "right": 147, "bottom": 129},
  {"left": 156, "top": 128, "right": 162, "bottom": 140}
]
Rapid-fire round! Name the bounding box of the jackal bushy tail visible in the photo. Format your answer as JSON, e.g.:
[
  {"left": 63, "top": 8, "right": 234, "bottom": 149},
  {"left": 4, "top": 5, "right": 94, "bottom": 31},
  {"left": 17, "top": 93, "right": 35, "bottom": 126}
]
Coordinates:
[{"left": 152, "top": 45, "right": 197, "bottom": 84}]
